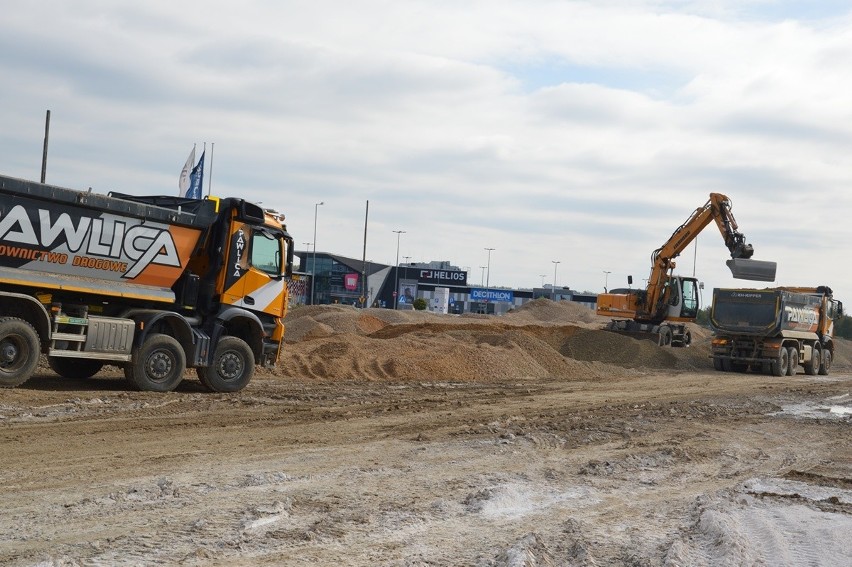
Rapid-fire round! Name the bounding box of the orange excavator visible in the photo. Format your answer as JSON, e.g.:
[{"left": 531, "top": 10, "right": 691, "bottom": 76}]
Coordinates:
[{"left": 595, "top": 193, "right": 776, "bottom": 346}]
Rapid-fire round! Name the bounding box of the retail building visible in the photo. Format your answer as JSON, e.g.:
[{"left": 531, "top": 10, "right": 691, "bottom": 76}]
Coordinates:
[{"left": 294, "top": 251, "right": 595, "bottom": 314}]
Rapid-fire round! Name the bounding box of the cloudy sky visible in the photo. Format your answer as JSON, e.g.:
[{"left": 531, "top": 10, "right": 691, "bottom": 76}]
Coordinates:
[{"left": 3, "top": 1, "right": 852, "bottom": 304}]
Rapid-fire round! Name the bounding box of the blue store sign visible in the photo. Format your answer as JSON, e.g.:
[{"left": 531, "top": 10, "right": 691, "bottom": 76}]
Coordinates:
[{"left": 470, "top": 288, "right": 514, "bottom": 302}]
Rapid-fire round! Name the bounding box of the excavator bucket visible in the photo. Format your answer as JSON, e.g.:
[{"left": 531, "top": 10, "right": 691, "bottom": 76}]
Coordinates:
[{"left": 726, "top": 258, "right": 777, "bottom": 282}]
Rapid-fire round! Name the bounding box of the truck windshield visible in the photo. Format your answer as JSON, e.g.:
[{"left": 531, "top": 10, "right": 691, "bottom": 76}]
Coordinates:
[
  {"left": 712, "top": 292, "right": 777, "bottom": 329},
  {"left": 251, "top": 231, "right": 281, "bottom": 276}
]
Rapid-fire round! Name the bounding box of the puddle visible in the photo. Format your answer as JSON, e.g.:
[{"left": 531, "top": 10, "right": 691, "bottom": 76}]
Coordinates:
[{"left": 771, "top": 394, "right": 852, "bottom": 420}]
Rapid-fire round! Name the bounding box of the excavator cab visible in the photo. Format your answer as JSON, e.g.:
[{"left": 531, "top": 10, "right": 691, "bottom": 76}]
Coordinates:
[{"left": 663, "top": 276, "right": 699, "bottom": 321}]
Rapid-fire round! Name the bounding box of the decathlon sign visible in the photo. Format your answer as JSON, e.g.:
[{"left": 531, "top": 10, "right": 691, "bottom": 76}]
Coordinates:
[{"left": 471, "top": 288, "right": 514, "bottom": 302}]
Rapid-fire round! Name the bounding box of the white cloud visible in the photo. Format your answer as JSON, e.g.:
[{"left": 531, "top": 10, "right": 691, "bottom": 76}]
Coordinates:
[{"left": 1, "top": 0, "right": 852, "bottom": 301}]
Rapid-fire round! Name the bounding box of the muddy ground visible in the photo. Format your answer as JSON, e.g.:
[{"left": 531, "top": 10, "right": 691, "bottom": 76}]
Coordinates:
[{"left": 1, "top": 300, "right": 850, "bottom": 566}]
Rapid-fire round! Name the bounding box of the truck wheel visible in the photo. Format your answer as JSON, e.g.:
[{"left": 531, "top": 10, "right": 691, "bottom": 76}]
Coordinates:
[
  {"left": 819, "top": 349, "right": 832, "bottom": 376},
  {"left": 683, "top": 330, "right": 692, "bottom": 347},
  {"left": 197, "top": 336, "right": 255, "bottom": 393},
  {"left": 48, "top": 357, "right": 104, "bottom": 380},
  {"left": 771, "top": 347, "right": 788, "bottom": 377},
  {"left": 804, "top": 346, "right": 820, "bottom": 376},
  {"left": 0, "top": 318, "right": 40, "bottom": 388},
  {"left": 786, "top": 347, "right": 798, "bottom": 376},
  {"left": 658, "top": 327, "right": 672, "bottom": 347},
  {"left": 713, "top": 356, "right": 724, "bottom": 371},
  {"left": 127, "top": 334, "right": 186, "bottom": 392}
]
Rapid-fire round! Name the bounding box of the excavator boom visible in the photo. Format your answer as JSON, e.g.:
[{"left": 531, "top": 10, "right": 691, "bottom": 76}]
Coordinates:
[{"left": 596, "top": 192, "right": 776, "bottom": 347}]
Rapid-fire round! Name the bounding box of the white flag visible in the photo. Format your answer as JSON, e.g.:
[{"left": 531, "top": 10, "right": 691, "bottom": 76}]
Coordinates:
[{"left": 178, "top": 147, "right": 196, "bottom": 195}]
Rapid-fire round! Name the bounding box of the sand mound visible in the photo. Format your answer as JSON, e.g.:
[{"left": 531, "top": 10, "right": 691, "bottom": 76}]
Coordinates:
[
  {"left": 276, "top": 303, "right": 718, "bottom": 382},
  {"left": 506, "top": 298, "right": 601, "bottom": 325},
  {"left": 276, "top": 324, "right": 620, "bottom": 383},
  {"left": 561, "top": 328, "right": 713, "bottom": 371}
]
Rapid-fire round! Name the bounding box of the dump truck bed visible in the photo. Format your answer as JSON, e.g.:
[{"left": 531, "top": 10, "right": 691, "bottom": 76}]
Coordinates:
[
  {"left": 710, "top": 288, "right": 822, "bottom": 336},
  {"left": 0, "top": 174, "right": 217, "bottom": 292}
]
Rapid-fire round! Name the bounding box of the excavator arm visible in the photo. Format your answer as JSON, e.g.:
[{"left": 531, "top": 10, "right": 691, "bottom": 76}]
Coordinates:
[
  {"left": 597, "top": 193, "right": 776, "bottom": 329},
  {"left": 644, "top": 193, "right": 765, "bottom": 321}
]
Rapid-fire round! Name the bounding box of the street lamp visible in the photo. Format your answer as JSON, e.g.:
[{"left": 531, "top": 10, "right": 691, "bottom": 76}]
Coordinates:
[
  {"left": 603, "top": 270, "right": 611, "bottom": 293},
  {"left": 484, "top": 248, "right": 495, "bottom": 289},
  {"left": 403, "top": 255, "right": 411, "bottom": 265},
  {"left": 393, "top": 230, "right": 406, "bottom": 308},
  {"left": 551, "top": 260, "right": 560, "bottom": 300},
  {"left": 540, "top": 274, "right": 547, "bottom": 287},
  {"left": 479, "top": 266, "right": 487, "bottom": 286},
  {"left": 311, "top": 202, "right": 324, "bottom": 305}
]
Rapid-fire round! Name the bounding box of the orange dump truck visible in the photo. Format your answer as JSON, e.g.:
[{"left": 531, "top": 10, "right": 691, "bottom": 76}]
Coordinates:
[
  {"left": 710, "top": 286, "right": 843, "bottom": 376},
  {"left": 0, "top": 173, "right": 293, "bottom": 391}
]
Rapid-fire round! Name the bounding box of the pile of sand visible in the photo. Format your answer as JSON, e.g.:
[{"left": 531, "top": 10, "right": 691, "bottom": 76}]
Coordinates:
[
  {"left": 276, "top": 301, "right": 721, "bottom": 382},
  {"left": 505, "top": 298, "right": 602, "bottom": 325},
  {"left": 277, "top": 301, "right": 852, "bottom": 382}
]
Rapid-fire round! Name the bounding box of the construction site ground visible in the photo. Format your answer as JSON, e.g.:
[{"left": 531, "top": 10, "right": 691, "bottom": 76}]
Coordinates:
[{"left": 1, "top": 300, "right": 850, "bottom": 566}]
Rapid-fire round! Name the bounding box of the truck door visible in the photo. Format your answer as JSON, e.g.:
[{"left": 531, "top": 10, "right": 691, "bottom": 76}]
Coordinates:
[{"left": 221, "top": 222, "right": 288, "bottom": 318}]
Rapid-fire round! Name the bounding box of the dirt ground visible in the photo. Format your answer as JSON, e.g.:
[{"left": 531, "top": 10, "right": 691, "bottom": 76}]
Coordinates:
[{"left": 1, "top": 300, "right": 850, "bottom": 566}]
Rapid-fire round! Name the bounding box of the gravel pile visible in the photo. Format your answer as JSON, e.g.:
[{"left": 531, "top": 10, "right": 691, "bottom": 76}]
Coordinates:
[{"left": 276, "top": 301, "right": 725, "bottom": 382}]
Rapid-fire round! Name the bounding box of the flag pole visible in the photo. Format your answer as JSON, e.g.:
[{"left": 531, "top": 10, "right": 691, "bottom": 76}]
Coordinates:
[{"left": 207, "top": 142, "right": 214, "bottom": 197}]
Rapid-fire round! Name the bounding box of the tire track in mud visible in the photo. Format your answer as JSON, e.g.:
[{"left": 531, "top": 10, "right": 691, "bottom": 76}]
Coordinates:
[{"left": 3, "top": 362, "right": 852, "bottom": 565}]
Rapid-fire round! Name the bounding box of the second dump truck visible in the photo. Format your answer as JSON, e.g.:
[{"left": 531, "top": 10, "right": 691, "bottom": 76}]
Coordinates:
[
  {"left": 0, "top": 173, "right": 293, "bottom": 392},
  {"left": 710, "top": 286, "right": 842, "bottom": 376}
]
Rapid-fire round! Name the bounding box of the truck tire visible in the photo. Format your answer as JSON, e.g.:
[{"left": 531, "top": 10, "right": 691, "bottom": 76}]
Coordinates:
[
  {"left": 819, "top": 349, "right": 832, "bottom": 376},
  {"left": 48, "top": 357, "right": 103, "bottom": 380},
  {"left": 127, "top": 334, "right": 186, "bottom": 392},
  {"left": 0, "top": 318, "right": 40, "bottom": 388},
  {"left": 771, "top": 347, "right": 788, "bottom": 377},
  {"left": 804, "top": 345, "right": 820, "bottom": 376},
  {"left": 786, "top": 347, "right": 798, "bottom": 376},
  {"left": 197, "top": 336, "right": 255, "bottom": 393},
  {"left": 658, "top": 327, "right": 672, "bottom": 347},
  {"left": 713, "top": 356, "right": 724, "bottom": 371}
]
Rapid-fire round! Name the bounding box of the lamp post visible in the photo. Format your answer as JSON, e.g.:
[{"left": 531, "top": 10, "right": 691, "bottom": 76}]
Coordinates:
[
  {"left": 540, "top": 274, "right": 547, "bottom": 287},
  {"left": 302, "top": 242, "right": 313, "bottom": 305},
  {"left": 479, "top": 266, "right": 487, "bottom": 286},
  {"left": 403, "top": 255, "right": 411, "bottom": 265},
  {"left": 393, "top": 230, "right": 405, "bottom": 308},
  {"left": 311, "top": 202, "right": 324, "bottom": 305},
  {"left": 692, "top": 236, "right": 698, "bottom": 278},
  {"left": 603, "top": 270, "right": 611, "bottom": 292},
  {"left": 484, "top": 248, "right": 495, "bottom": 289},
  {"left": 551, "top": 260, "right": 560, "bottom": 300}
]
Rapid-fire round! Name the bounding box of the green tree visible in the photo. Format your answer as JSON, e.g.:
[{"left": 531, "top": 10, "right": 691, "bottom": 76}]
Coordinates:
[
  {"left": 695, "top": 306, "right": 711, "bottom": 326},
  {"left": 413, "top": 298, "right": 427, "bottom": 311},
  {"left": 834, "top": 314, "right": 852, "bottom": 340}
]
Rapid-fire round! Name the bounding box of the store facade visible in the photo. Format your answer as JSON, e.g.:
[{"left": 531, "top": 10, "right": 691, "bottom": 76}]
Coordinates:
[{"left": 293, "top": 251, "right": 592, "bottom": 314}]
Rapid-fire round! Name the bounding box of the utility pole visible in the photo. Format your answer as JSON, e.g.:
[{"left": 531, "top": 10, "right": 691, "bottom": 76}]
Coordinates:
[
  {"left": 41, "top": 110, "right": 50, "bottom": 183},
  {"left": 484, "top": 248, "right": 495, "bottom": 289},
  {"left": 311, "top": 201, "right": 324, "bottom": 305},
  {"left": 393, "top": 230, "right": 406, "bottom": 308},
  {"left": 551, "top": 261, "right": 560, "bottom": 300}
]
